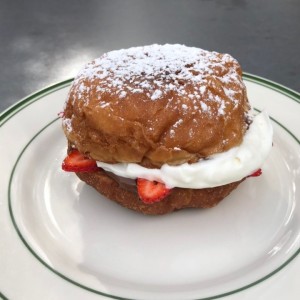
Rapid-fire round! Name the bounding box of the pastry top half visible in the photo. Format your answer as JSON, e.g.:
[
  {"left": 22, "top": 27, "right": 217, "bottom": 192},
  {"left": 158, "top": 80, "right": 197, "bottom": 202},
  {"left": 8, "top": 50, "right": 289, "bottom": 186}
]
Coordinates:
[{"left": 63, "top": 44, "right": 250, "bottom": 168}]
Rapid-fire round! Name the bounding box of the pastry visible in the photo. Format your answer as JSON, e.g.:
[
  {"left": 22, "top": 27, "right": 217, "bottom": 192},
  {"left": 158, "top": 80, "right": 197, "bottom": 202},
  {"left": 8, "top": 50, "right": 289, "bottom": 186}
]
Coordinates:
[{"left": 61, "top": 44, "right": 273, "bottom": 215}]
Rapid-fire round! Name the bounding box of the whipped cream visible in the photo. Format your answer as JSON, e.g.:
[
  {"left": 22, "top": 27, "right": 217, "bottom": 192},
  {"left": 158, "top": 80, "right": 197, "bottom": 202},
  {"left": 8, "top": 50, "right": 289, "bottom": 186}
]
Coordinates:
[{"left": 97, "top": 112, "right": 273, "bottom": 189}]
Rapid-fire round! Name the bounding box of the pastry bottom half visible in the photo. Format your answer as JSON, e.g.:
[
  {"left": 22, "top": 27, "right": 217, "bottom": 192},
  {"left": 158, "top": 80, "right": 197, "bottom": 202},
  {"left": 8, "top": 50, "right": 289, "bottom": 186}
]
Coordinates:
[{"left": 76, "top": 168, "right": 243, "bottom": 215}]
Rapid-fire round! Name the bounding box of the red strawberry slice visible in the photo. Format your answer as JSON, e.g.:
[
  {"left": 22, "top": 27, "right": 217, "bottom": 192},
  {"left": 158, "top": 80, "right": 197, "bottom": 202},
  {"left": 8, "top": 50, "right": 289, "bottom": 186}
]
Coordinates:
[
  {"left": 62, "top": 149, "right": 99, "bottom": 172},
  {"left": 137, "top": 178, "right": 171, "bottom": 204},
  {"left": 248, "top": 168, "right": 262, "bottom": 177}
]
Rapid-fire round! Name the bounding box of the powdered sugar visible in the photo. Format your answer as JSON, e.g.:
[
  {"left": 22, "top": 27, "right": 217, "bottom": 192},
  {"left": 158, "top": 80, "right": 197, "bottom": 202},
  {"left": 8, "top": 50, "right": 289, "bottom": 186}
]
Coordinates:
[
  {"left": 62, "top": 118, "right": 72, "bottom": 133},
  {"left": 119, "top": 91, "right": 127, "bottom": 98},
  {"left": 72, "top": 44, "right": 245, "bottom": 117},
  {"left": 173, "top": 119, "right": 183, "bottom": 128},
  {"left": 170, "top": 129, "right": 175, "bottom": 138},
  {"left": 151, "top": 89, "right": 162, "bottom": 100},
  {"left": 200, "top": 101, "right": 208, "bottom": 112}
]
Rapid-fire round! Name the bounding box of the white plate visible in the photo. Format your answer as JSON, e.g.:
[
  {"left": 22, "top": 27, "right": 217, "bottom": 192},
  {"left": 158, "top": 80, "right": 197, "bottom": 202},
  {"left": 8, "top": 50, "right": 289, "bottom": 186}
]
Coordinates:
[{"left": 0, "top": 74, "right": 299, "bottom": 300}]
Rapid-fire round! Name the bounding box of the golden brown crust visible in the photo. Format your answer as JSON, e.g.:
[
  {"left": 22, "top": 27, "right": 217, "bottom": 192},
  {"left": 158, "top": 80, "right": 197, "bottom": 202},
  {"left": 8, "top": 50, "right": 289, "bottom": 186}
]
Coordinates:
[
  {"left": 63, "top": 45, "right": 250, "bottom": 168},
  {"left": 62, "top": 45, "right": 249, "bottom": 215},
  {"left": 76, "top": 169, "right": 243, "bottom": 215}
]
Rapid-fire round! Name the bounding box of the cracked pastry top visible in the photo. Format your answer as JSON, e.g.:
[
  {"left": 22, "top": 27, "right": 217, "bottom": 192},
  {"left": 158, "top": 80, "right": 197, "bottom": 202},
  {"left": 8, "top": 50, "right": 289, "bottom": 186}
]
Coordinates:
[{"left": 62, "top": 44, "right": 250, "bottom": 168}]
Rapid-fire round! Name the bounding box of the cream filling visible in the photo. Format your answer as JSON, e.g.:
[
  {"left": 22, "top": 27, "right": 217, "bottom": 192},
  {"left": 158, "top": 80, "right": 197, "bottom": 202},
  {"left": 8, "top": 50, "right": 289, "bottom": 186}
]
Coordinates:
[{"left": 97, "top": 112, "right": 273, "bottom": 189}]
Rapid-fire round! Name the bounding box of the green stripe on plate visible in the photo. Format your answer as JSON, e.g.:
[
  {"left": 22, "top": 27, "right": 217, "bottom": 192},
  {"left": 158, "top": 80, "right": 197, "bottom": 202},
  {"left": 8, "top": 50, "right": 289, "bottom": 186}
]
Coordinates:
[
  {"left": 0, "top": 291, "right": 9, "bottom": 300},
  {"left": 0, "top": 78, "right": 73, "bottom": 127},
  {"left": 243, "top": 73, "right": 300, "bottom": 102}
]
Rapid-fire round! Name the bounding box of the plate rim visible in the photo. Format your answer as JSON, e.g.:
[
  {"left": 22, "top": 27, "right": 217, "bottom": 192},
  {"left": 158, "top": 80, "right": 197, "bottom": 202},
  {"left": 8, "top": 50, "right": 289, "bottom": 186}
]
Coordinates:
[{"left": 1, "top": 73, "right": 300, "bottom": 300}]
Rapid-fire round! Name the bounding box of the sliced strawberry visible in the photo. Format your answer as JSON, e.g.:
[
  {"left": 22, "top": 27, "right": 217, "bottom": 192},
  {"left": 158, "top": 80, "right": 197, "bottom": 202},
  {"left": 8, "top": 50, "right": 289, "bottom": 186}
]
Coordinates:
[
  {"left": 62, "top": 149, "right": 99, "bottom": 172},
  {"left": 137, "top": 178, "right": 171, "bottom": 204},
  {"left": 248, "top": 168, "right": 262, "bottom": 178}
]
